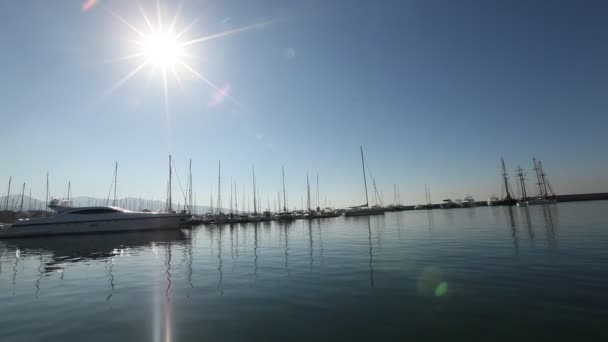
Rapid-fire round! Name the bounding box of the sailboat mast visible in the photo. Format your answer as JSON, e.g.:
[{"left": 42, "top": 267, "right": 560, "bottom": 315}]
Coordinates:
[
  {"left": 188, "top": 159, "right": 192, "bottom": 213},
  {"left": 538, "top": 161, "right": 550, "bottom": 196},
  {"left": 360, "top": 146, "right": 370, "bottom": 208},
  {"left": 394, "top": 184, "right": 397, "bottom": 206},
  {"left": 517, "top": 166, "right": 527, "bottom": 199},
  {"left": 5, "top": 176, "right": 11, "bottom": 211},
  {"left": 532, "top": 158, "right": 544, "bottom": 197},
  {"left": 113, "top": 161, "right": 118, "bottom": 207},
  {"left": 217, "top": 160, "right": 221, "bottom": 214},
  {"left": 45, "top": 172, "right": 49, "bottom": 212},
  {"left": 252, "top": 165, "right": 257, "bottom": 215},
  {"left": 28, "top": 188, "right": 32, "bottom": 211},
  {"left": 316, "top": 173, "right": 320, "bottom": 209},
  {"left": 168, "top": 156, "right": 172, "bottom": 212},
  {"left": 306, "top": 173, "right": 311, "bottom": 211},
  {"left": 234, "top": 181, "right": 238, "bottom": 213},
  {"left": 501, "top": 157, "right": 512, "bottom": 200},
  {"left": 282, "top": 165, "right": 287, "bottom": 212},
  {"left": 19, "top": 182, "right": 25, "bottom": 212}
]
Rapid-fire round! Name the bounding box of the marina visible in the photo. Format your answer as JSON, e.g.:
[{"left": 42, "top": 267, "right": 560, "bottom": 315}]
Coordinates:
[{"left": 1, "top": 151, "right": 606, "bottom": 236}]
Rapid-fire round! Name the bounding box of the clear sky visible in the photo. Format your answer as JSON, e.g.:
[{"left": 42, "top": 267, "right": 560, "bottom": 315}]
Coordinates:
[{"left": 1, "top": 0, "right": 607, "bottom": 208}]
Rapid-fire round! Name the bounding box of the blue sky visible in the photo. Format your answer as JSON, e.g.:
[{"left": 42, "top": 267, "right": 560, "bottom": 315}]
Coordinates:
[{"left": 1, "top": 0, "right": 607, "bottom": 208}]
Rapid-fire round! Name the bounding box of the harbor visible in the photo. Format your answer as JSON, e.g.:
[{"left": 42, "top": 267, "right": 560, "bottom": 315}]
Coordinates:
[{"left": 1, "top": 150, "right": 607, "bottom": 235}]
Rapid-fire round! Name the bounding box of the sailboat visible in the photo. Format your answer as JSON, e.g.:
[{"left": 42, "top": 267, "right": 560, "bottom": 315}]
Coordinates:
[
  {"left": 344, "top": 147, "right": 386, "bottom": 217},
  {"left": 515, "top": 165, "right": 529, "bottom": 207},
  {"left": 415, "top": 184, "right": 433, "bottom": 209},
  {"left": 490, "top": 158, "right": 517, "bottom": 206},
  {"left": 275, "top": 166, "right": 295, "bottom": 221},
  {"left": 526, "top": 158, "right": 557, "bottom": 205},
  {"left": 248, "top": 165, "right": 263, "bottom": 222}
]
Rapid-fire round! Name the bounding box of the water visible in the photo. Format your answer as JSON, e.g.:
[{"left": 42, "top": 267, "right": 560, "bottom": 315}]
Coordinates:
[{"left": 1, "top": 201, "right": 607, "bottom": 341}]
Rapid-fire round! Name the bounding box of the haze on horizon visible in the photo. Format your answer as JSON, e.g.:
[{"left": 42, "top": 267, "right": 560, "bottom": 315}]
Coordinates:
[{"left": 1, "top": 0, "right": 607, "bottom": 209}]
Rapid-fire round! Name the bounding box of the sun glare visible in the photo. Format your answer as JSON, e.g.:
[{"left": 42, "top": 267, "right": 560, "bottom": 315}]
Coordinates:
[{"left": 141, "top": 32, "right": 184, "bottom": 68}]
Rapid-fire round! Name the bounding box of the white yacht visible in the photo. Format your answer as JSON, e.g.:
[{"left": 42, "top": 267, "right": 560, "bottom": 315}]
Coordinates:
[
  {"left": 0, "top": 206, "right": 191, "bottom": 238},
  {"left": 440, "top": 199, "right": 459, "bottom": 209},
  {"left": 48, "top": 198, "right": 75, "bottom": 212},
  {"left": 460, "top": 195, "right": 476, "bottom": 207}
]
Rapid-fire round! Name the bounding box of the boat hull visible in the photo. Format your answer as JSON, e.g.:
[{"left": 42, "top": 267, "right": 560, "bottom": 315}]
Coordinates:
[
  {"left": 0, "top": 214, "right": 190, "bottom": 239},
  {"left": 344, "top": 208, "right": 386, "bottom": 217}
]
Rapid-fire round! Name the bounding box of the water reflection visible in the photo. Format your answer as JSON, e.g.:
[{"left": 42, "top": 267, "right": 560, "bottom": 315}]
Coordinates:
[
  {"left": 523, "top": 207, "right": 535, "bottom": 240},
  {"left": 105, "top": 257, "right": 115, "bottom": 303},
  {"left": 543, "top": 206, "right": 557, "bottom": 248},
  {"left": 506, "top": 206, "right": 519, "bottom": 253},
  {"left": 307, "top": 221, "right": 313, "bottom": 271},
  {"left": 216, "top": 227, "right": 224, "bottom": 296},
  {"left": 1, "top": 230, "right": 189, "bottom": 274},
  {"left": 165, "top": 242, "right": 173, "bottom": 300},
  {"left": 367, "top": 217, "right": 375, "bottom": 288},
  {"left": 254, "top": 223, "right": 259, "bottom": 280}
]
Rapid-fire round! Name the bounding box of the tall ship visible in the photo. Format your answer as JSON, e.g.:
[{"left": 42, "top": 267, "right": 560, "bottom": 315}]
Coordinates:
[
  {"left": 344, "top": 147, "right": 386, "bottom": 217},
  {"left": 489, "top": 158, "right": 517, "bottom": 206},
  {"left": 526, "top": 158, "right": 557, "bottom": 205}
]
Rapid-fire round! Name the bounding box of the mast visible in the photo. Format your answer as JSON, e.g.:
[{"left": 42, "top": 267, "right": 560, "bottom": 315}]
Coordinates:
[
  {"left": 188, "top": 159, "right": 192, "bottom": 213},
  {"left": 209, "top": 185, "right": 214, "bottom": 214},
  {"left": 538, "top": 161, "right": 551, "bottom": 197},
  {"left": 45, "top": 172, "right": 49, "bottom": 212},
  {"left": 167, "top": 156, "right": 172, "bottom": 212},
  {"left": 4, "top": 176, "right": 11, "bottom": 211},
  {"left": 316, "top": 173, "right": 320, "bottom": 210},
  {"left": 217, "top": 160, "right": 221, "bottom": 215},
  {"left": 360, "top": 146, "right": 370, "bottom": 208},
  {"left": 516, "top": 166, "right": 527, "bottom": 200},
  {"left": 234, "top": 181, "right": 238, "bottom": 213},
  {"left": 532, "top": 158, "right": 544, "bottom": 197},
  {"left": 394, "top": 184, "right": 397, "bottom": 206},
  {"left": 252, "top": 165, "right": 258, "bottom": 215},
  {"left": 113, "top": 161, "right": 118, "bottom": 207},
  {"left": 306, "top": 173, "right": 311, "bottom": 211},
  {"left": 229, "top": 177, "right": 233, "bottom": 214},
  {"left": 501, "top": 157, "right": 513, "bottom": 200},
  {"left": 28, "top": 188, "right": 32, "bottom": 212},
  {"left": 282, "top": 165, "right": 287, "bottom": 212},
  {"left": 19, "top": 182, "right": 25, "bottom": 213},
  {"left": 67, "top": 181, "right": 72, "bottom": 201}
]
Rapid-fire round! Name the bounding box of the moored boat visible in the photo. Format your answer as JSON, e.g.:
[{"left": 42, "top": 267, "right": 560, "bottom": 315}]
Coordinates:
[{"left": 0, "top": 206, "right": 190, "bottom": 238}]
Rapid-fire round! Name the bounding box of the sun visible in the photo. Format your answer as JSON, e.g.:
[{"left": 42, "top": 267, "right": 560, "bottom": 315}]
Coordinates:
[
  {"left": 141, "top": 31, "right": 184, "bottom": 69},
  {"left": 99, "top": 2, "right": 273, "bottom": 120}
]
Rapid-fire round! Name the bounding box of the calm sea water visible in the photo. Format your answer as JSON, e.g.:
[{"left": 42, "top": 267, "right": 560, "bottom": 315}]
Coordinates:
[{"left": 1, "top": 201, "right": 607, "bottom": 341}]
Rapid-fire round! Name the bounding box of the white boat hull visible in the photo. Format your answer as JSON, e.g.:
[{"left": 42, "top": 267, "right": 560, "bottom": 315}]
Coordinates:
[{"left": 1, "top": 214, "right": 189, "bottom": 238}]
